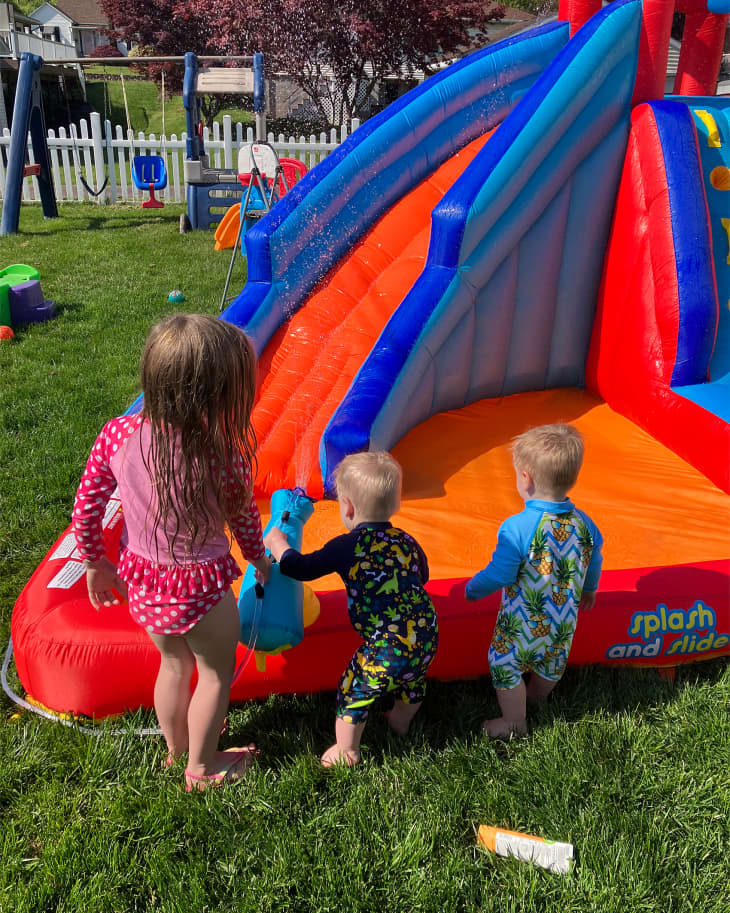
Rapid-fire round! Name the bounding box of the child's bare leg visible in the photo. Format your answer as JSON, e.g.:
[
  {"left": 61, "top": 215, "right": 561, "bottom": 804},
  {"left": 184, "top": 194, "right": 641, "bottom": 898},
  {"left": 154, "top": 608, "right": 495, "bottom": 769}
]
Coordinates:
[
  {"left": 384, "top": 699, "right": 422, "bottom": 736},
  {"left": 149, "top": 631, "right": 195, "bottom": 760},
  {"left": 483, "top": 679, "right": 527, "bottom": 738},
  {"left": 321, "top": 717, "right": 366, "bottom": 767},
  {"left": 526, "top": 672, "right": 557, "bottom": 706},
  {"left": 184, "top": 590, "right": 257, "bottom": 777}
]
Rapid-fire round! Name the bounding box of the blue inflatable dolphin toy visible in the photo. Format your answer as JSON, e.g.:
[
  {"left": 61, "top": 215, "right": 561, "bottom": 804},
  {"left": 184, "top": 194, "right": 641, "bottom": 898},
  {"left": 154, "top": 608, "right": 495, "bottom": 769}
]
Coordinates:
[{"left": 238, "top": 488, "right": 315, "bottom": 669}]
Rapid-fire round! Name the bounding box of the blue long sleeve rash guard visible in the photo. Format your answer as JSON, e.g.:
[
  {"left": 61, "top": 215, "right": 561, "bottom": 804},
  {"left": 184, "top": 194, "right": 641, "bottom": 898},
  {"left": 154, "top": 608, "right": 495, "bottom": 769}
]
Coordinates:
[{"left": 465, "top": 498, "right": 603, "bottom": 601}]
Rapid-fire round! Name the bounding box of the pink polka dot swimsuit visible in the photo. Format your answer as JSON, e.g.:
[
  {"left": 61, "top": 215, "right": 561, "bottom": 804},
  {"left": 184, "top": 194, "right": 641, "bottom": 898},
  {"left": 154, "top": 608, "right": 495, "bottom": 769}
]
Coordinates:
[{"left": 72, "top": 415, "right": 265, "bottom": 635}]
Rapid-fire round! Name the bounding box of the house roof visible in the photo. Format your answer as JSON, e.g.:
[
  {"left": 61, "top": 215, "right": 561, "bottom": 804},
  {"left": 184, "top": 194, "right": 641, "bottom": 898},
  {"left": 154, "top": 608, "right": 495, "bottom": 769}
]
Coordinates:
[
  {"left": 487, "top": 4, "right": 536, "bottom": 23},
  {"left": 30, "top": 2, "right": 70, "bottom": 22},
  {"left": 49, "top": 0, "right": 106, "bottom": 26},
  {"left": 9, "top": 3, "right": 43, "bottom": 26},
  {"left": 460, "top": 7, "right": 537, "bottom": 50}
]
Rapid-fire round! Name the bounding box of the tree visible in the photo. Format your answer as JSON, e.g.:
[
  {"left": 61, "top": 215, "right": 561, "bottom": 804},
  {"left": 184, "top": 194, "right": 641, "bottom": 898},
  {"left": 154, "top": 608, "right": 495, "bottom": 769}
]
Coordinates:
[
  {"left": 193, "top": 0, "right": 506, "bottom": 126},
  {"left": 100, "top": 0, "right": 233, "bottom": 127},
  {"left": 101, "top": 0, "right": 505, "bottom": 127},
  {"left": 89, "top": 43, "right": 123, "bottom": 58}
]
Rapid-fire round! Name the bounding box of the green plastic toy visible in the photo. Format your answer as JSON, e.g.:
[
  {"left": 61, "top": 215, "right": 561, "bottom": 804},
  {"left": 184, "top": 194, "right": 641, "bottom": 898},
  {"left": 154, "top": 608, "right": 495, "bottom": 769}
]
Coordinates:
[{"left": 0, "top": 264, "right": 38, "bottom": 325}]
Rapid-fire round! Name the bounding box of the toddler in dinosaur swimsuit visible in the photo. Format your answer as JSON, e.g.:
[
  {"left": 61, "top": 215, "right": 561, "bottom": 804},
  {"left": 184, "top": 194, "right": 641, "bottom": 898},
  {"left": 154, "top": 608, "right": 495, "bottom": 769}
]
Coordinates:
[{"left": 265, "top": 451, "right": 438, "bottom": 767}]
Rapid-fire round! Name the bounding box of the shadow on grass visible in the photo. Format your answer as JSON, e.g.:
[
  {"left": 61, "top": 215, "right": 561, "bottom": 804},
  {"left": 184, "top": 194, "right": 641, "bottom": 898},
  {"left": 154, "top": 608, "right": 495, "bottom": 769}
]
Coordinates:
[
  {"left": 221, "top": 658, "right": 728, "bottom": 771},
  {"left": 9, "top": 656, "right": 722, "bottom": 776},
  {"left": 549, "top": 657, "right": 727, "bottom": 716},
  {"left": 9, "top": 209, "right": 180, "bottom": 237}
]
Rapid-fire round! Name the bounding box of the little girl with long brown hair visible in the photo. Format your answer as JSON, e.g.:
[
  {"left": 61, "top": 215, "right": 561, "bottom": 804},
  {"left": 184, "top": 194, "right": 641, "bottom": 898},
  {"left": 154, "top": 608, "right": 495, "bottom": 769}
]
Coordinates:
[{"left": 72, "top": 313, "right": 271, "bottom": 790}]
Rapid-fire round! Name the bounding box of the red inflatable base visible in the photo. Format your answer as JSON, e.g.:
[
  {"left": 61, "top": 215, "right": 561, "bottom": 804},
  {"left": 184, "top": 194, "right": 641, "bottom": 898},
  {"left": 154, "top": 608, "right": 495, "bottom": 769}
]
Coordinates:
[
  {"left": 11, "top": 391, "right": 730, "bottom": 719},
  {"left": 11, "top": 513, "right": 730, "bottom": 719}
]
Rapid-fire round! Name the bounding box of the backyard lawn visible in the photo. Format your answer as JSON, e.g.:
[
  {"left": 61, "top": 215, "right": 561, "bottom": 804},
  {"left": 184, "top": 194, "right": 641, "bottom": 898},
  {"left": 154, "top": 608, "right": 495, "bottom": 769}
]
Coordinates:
[
  {"left": 0, "top": 204, "right": 728, "bottom": 913},
  {"left": 85, "top": 72, "right": 255, "bottom": 139}
]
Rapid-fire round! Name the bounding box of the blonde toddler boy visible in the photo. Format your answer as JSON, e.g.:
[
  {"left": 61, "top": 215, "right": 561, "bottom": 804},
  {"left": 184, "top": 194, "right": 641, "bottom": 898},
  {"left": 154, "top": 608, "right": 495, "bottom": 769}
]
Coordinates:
[
  {"left": 466, "top": 424, "right": 603, "bottom": 737},
  {"left": 266, "top": 451, "right": 438, "bottom": 766}
]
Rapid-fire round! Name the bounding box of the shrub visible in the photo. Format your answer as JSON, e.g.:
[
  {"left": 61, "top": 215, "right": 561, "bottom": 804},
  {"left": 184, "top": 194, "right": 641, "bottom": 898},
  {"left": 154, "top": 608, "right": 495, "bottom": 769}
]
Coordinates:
[{"left": 89, "top": 43, "right": 123, "bottom": 58}]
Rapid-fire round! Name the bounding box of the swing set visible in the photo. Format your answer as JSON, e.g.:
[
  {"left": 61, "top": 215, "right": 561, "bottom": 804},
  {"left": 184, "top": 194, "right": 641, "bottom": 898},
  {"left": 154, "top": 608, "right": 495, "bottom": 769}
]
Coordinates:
[
  {"left": 120, "top": 70, "right": 168, "bottom": 208},
  {"left": 0, "top": 53, "right": 57, "bottom": 236},
  {"left": 0, "top": 52, "right": 294, "bottom": 232},
  {"left": 60, "top": 68, "right": 110, "bottom": 199},
  {"left": 61, "top": 64, "right": 169, "bottom": 207}
]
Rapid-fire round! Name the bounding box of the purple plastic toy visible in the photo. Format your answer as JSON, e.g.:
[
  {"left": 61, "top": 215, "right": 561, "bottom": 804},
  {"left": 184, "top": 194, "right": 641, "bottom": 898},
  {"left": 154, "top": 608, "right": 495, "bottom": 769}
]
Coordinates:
[{"left": 8, "top": 280, "right": 56, "bottom": 324}]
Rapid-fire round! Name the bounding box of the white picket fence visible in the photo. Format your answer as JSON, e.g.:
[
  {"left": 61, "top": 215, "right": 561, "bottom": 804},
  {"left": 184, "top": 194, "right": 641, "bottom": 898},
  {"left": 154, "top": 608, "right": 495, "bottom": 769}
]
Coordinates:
[{"left": 0, "top": 111, "right": 360, "bottom": 204}]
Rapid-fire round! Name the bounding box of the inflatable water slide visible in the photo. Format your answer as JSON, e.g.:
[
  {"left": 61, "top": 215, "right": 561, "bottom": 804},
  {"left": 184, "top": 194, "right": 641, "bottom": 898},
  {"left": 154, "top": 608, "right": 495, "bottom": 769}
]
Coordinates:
[{"left": 10, "top": 0, "right": 730, "bottom": 718}]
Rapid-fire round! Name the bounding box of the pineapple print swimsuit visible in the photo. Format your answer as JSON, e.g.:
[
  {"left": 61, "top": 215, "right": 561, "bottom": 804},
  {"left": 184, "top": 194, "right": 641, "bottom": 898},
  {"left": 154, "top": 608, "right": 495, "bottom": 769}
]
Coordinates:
[
  {"left": 465, "top": 499, "right": 603, "bottom": 690},
  {"left": 279, "top": 523, "right": 438, "bottom": 723}
]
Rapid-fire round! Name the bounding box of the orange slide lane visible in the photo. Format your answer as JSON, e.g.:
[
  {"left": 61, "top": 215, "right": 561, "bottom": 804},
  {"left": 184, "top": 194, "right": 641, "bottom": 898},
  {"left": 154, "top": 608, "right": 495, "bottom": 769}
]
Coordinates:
[{"left": 252, "top": 130, "right": 494, "bottom": 498}]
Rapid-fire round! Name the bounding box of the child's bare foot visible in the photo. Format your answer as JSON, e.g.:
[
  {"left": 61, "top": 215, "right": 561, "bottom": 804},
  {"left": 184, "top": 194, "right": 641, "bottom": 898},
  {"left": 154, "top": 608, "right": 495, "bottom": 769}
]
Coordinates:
[
  {"left": 482, "top": 716, "right": 527, "bottom": 739},
  {"left": 185, "top": 744, "right": 259, "bottom": 791},
  {"left": 320, "top": 744, "right": 361, "bottom": 767},
  {"left": 383, "top": 700, "right": 422, "bottom": 737}
]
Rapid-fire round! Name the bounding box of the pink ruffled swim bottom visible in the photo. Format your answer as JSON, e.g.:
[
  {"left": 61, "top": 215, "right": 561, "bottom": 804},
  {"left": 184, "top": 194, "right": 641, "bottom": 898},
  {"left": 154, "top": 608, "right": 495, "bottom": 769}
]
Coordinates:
[
  {"left": 118, "top": 547, "right": 242, "bottom": 636},
  {"left": 126, "top": 584, "right": 229, "bottom": 635}
]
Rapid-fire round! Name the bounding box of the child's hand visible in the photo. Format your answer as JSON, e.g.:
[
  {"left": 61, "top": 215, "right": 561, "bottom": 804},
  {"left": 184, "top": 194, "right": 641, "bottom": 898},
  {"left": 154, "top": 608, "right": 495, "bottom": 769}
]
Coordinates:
[
  {"left": 580, "top": 590, "right": 597, "bottom": 612},
  {"left": 84, "top": 557, "right": 127, "bottom": 610},
  {"left": 252, "top": 555, "right": 273, "bottom": 585},
  {"left": 264, "top": 527, "right": 289, "bottom": 562}
]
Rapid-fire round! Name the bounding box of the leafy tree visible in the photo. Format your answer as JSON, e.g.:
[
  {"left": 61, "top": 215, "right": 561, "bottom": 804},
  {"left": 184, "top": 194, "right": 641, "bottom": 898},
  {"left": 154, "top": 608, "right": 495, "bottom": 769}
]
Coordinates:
[
  {"left": 197, "top": 0, "right": 506, "bottom": 125},
  {"left": 89, "top": 43, "right": 123, "bottom": 58},
  {"left": 101, "top": 0, "right": 505, "bottom": 127},
  {"left": 100, "top": 0, "right": 233, "bottom": 126}
]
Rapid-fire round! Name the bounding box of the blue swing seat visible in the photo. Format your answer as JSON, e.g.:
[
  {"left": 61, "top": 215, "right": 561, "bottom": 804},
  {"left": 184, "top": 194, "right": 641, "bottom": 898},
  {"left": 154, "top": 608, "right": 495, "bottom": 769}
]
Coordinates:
[{"left": 132, "top": 155, "right": 167, "bottom": 191}]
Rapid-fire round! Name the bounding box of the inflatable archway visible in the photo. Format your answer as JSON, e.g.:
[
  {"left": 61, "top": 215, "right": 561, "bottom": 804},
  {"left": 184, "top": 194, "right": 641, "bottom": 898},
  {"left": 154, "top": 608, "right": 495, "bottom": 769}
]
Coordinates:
[{"left": 11, "top": 0, "right": 730, "bottom": 718}]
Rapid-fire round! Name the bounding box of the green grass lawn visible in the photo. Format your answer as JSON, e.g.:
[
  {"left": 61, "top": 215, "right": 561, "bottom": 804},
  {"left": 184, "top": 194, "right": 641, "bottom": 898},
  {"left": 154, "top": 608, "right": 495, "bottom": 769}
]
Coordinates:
[
  {"left": 0, "top": 205, "right": 728, "bottom": 913},
  {"left": 85, "top": 72, "right": 255, "bottom": 139}
]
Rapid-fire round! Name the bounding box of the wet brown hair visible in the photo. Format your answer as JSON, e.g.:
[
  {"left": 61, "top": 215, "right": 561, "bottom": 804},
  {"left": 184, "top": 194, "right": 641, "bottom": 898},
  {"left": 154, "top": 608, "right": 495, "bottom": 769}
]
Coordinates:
[{"left": 139, "top": 313, "right": 257, "bottom": 561}]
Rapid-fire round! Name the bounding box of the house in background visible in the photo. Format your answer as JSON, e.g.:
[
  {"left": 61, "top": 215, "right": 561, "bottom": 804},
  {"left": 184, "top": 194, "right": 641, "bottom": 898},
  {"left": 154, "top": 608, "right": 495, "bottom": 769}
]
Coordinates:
[
  {"left": 481, "top": 4, "right": 537, "bottom": 41},
  {"left": 31, "top": 0, "right": 122, "bottom": 57},
  {"left": 269, "top": 6, "right": 538, "bottom": 126},
  {"left": 0, "top": 1, "right": 80, "bottom": 130}
]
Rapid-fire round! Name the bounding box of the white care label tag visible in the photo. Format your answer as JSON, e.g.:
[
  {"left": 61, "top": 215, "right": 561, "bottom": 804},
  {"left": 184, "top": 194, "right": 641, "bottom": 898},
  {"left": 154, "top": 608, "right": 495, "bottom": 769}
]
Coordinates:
[
  {"left": 47, "top": 560, "right": 86, "bottom": 590},
  {"left": 103, "top": 496, "right": 122, "bottom": 529},
  {"left": 46, "top": 491, "right": 122, "bottom": 589},
  {"left": 50, "top": 533, "right": 79, "bottom": 562}
]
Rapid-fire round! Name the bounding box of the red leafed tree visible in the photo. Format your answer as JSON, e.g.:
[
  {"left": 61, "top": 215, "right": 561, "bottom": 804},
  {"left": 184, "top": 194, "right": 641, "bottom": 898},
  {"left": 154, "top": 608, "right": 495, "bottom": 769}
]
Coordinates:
[
  {"left": 102, "top": 0, "right": 504, "bottom": 127},
  {"left": 100, "top": 0, "right": 233, "bottom": 126}
]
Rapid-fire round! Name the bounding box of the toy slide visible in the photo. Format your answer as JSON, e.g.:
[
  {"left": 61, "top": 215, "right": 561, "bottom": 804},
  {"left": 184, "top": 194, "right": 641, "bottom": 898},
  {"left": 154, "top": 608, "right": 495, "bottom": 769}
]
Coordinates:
[
  {"left": 588, "top": 97, "right": 730, "bottom": 492},
  {"left": 225, "top": 22, "right": 570, "bottom": 346},
  {"left": 213, "top": 160, "right": 308, "bottom": 251},
  {"left": 252, "top": 130, "right": 493, "bottom": 494},
  {"left": 233, "top": 0, "right": 642, "bottom": 498},
  {"left": 213, "top": 203, "right": 242, "bottom": 251},
  {"left": 9, "top": 0, "right": 730, "bottom": 719}
]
